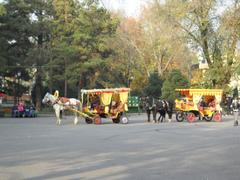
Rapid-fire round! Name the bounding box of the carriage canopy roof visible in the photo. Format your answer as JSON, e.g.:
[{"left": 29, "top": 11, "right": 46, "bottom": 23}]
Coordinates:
[
  {"left": 81, "top": 88, "right": 130, "bottom": 95},
  {"left": 175, "top": 89, "right": 223, "bottom": 96}
]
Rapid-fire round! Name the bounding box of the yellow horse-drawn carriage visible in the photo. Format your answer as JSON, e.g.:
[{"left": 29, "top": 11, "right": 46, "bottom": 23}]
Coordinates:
[
  {"left": 81, "top": 88, "right": 130, "bottom": 124},
  {"left": 175, "top": 89, "right": 223, "bottom": 122}
]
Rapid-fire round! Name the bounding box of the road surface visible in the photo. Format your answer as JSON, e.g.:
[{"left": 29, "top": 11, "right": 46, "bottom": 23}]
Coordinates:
[{"left": 0, "top": 114, "right": 239, "bottom": 180}]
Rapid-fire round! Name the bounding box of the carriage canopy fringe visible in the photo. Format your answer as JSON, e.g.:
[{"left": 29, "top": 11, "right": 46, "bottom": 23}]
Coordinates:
[
  {"left": 81, "top": 88, "right": 130, "bottom": 94},
  {"left": 81, "top": 88, "right": 130, "bottom": 112},
  {"left": 175, "top": 89, "right": 223, "bottom": 96}
]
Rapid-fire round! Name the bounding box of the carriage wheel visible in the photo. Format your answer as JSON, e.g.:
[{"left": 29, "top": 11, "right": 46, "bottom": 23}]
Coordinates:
[
  {"left": 112, "top": 117, "right": 120, "bottom": 123},
  {"left": 213, "top": 112, "right": 222, "bottom": 122},
  {"left": 112, "top": 113, "right": 121, "bottom": 123},
  {"left": 85, "top": 117, "right": 93, "bottom": 124},
  {"left": 94, "top": 116, "right": 102, "bottom": 125},
  {"left": 187, "top": 112, "right": 196, "bottom": 123},
  {"left": 120, "top": 114, "right": 129, "bottom": 124},
  {"left": 176, "top": 111, "right": 185, "bottom": 122}
]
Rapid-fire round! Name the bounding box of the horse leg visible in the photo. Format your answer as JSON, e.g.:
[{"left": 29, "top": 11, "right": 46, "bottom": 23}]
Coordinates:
[
  {"left": 147, "top": 110, "right": 151, "bottom": 122},
  {"left": 160, "top": 114, "right": 163, "bottom": 123},
  {"left": 161, "top": 112, "right": 165, "bottom": 123},
  {"left": 152, "top": 108, "right": 157, "bottom": 123},
  {"left": 157, "top": 112, "right": 161, "bottom": 123},
  {"left": 55, "top": 108, "right": 61, "bottom": 125},
  {"left": 74, "top": 112, "right": 79, "bottom": 125},
  {"left": 60, "top": 110, "right": 63, "bottom": 119},
  {"left": 168, "top": 111, "right": 172, "bottom": 122}
]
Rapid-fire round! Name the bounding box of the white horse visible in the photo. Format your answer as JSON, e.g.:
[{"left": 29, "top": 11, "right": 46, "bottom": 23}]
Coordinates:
[{"left": 42, "top": 92, "right": 82, "bottom": 125}]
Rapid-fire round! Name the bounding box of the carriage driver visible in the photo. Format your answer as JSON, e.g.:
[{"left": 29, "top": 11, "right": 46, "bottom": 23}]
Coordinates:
[{"left": 198, "top": 96, "right": 207, "bottom": 111}]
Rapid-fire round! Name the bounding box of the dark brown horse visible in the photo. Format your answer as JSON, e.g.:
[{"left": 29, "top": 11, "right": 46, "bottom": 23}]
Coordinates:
[
  {"left": 139, "top": 96, "right": 157, "bottom": 122},
  {"left": 139, "top": 96, "right": 173, "bottom": 123},
  {"left": 155, "top": 99, "right": 173, "bottom": 123}
]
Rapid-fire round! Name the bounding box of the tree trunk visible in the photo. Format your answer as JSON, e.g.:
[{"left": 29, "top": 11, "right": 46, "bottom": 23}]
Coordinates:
[
  {"left": 78, "top": 78, "right": 83, "bottom": 100},
  {"left": 64, "top": 79, "right": 67, "bottom": 97},
  {"left": 35, "top": 71, "right": 42, "bottom": 111},
  {"left": 36, "top": 17, "right": 43, "bottom": 110},
  {"left": 13, "top": 77, "right": 17, "bottom": 105},
  {"left": 64, "top": 58, "right": 68, "bottom": 97},
  {"left": 49, "top": 55, "right": 53, "bottom": 94}
]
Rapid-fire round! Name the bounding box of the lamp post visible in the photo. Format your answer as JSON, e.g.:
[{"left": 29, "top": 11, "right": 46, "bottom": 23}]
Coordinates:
[
  {"left": 128, "top": 76, "right": 134, "bottom": 88},
  {"left": 17, "top": 72, "right": 21, "bottom": 103}
]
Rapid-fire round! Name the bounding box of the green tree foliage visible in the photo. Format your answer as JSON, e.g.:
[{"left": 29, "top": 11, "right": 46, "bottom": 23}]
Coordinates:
[
  {"left": 50, "top": 0, "right": 77, "bottom": 97},
  {"left": 0, "top": 3, "right": 6, "bottom": 15},
  {"left": 0, "top": 0, "right": 32, "bottom": 102},
  {"left": 0, "top": 0, "right": 53, "bottom": 108},
  {"left": 161, "top": 69, "right": 190, "bottom": 100},
  {"left": 50, "top": 0, "right": 119, "bottom": 97},
  {"left": 68, "top": 0, "right": 119, "bottom": 89},
  {"left": 1, "top": 0, "right": 240, "bottom": 108},
  {"left": 0, "top": 0, "right": 119, "bottom": 108},
  {"left": 27, "top": 0, "right": 53, "bottom": 109},
  {"left": 144, "top": 72, "right": 163, "bottom": 98}
]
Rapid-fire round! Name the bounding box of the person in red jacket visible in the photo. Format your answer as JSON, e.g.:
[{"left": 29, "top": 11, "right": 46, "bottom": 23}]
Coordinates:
[{"left": 17, "top": 101, "right": 25, "bottom": 117}]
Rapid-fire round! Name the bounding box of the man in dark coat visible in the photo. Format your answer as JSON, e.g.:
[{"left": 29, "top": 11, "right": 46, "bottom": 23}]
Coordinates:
[{"left": 231, "top": 97, "right": 240, "bottom": 126}]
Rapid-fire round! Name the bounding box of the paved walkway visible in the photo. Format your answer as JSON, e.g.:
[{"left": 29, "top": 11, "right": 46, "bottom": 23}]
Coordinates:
[{"left": 0, "top": 114, "right": 239, "bottom": 180}]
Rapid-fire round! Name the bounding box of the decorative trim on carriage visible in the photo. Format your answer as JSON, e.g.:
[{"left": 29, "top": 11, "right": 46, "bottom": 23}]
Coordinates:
[
  {"left": 175, "top": 89, "right": 223, "bottom": 96},
  {"left": 81, "top": 88, "right": 130, "bottom": 94}
]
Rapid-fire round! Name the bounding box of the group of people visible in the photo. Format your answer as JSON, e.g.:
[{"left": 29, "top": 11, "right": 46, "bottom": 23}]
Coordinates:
[
  {"left": 89, "top": 94, "right": 124, "bottom": 115},
  {"left": 197, "top": 97, "right": 216, "bottom": 111},
  {"left": 12, "top": 101, "right": 36, "bottom": 117}
]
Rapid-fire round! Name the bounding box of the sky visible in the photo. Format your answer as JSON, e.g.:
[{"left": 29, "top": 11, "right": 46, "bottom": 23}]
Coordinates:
[
  {"left": 101, "top": 0, "right": 232, "bottom": 18},
  {"left": 101, "top": 0, "right": 149, "bottom": 17},
  {"left": 0, "top": 0, "right": 233, "bottom": 18}
]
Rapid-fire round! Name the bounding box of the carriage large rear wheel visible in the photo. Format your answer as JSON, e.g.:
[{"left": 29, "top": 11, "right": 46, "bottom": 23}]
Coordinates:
[
  {"left": 186, "top": 112, "right": 196, "bottom": 123},
  {"left": 112, "top": 117, "right": 120, "bottom": 123},
  {"left": 176, "top": 111, "right": 185, "bottom": 122},
  {"left": 213, "top": 112, "right": 222, "bottom": 122},
  {"left": 94, "top": 116, "right": 102, "bottom": 125}
]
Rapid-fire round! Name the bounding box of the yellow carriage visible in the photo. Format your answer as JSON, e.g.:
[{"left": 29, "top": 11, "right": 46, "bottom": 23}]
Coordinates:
[
  {"left": 81, "top": 88, "right": 130, "bottom": 124},
  {"left": 175, "top": 89, "right": 223, "bottom": 122}
]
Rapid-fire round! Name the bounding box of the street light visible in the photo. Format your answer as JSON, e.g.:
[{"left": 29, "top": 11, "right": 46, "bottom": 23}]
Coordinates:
[
  {"left": 128, "top": 76, "right": 134, "bottom": 88},
  {"left": 17, "top": 72, "right": 21, "bottom": 103}
]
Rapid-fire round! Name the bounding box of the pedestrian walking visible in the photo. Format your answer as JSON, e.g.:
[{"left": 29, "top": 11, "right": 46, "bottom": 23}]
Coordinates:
[{"left": 231, "top": 97, "right": 240, "bottom": 126}]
